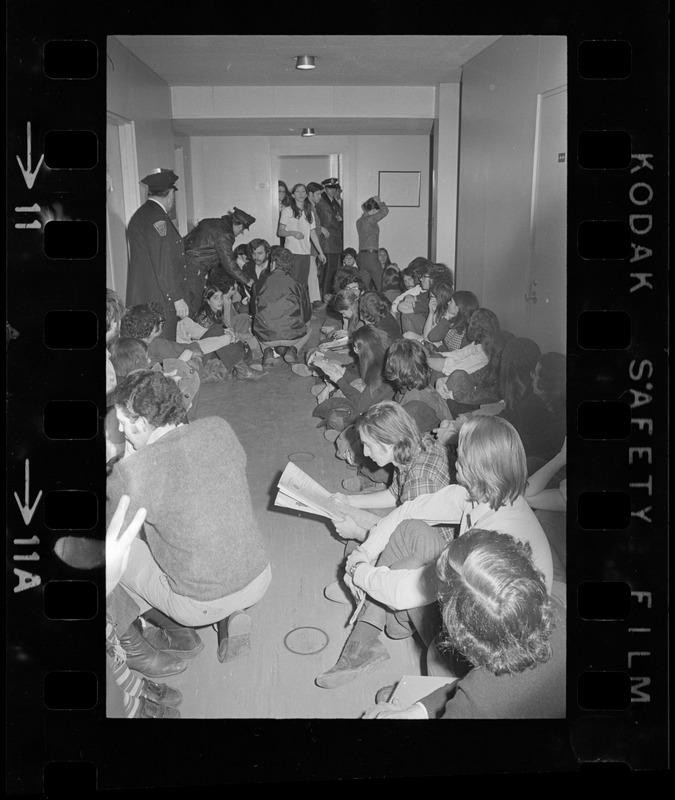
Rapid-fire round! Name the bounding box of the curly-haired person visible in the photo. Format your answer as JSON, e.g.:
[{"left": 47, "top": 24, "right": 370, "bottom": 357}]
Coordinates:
[
  {"left": 361, "top": 527, "right": 564, "bottom": 719},
  {"left": 108, "top": 370, "right": 271, "bottom": 671}
]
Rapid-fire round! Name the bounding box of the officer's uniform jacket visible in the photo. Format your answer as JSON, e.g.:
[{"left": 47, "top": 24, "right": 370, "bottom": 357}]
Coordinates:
[
  {"left": 315, "top": 192, "right": 344, "bottom": 254},
  {"left": 126, "top": 199, "right": 187, "bottom": 311}
]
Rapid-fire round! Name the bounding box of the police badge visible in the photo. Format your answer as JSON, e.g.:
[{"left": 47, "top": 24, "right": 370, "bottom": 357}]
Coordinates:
[{"left": 153, "top": 220, "right": 167, "bottom": 237}]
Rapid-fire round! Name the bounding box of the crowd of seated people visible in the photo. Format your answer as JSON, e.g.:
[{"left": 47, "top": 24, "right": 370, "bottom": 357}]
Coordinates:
[{"left": 104, "top": 227, "right": 566, "bottom": 720}]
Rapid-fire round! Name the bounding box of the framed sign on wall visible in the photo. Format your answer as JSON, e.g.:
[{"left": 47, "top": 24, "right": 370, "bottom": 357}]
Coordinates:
[{"left": 378, "top": 171, "right": 421, "bottom": 207}]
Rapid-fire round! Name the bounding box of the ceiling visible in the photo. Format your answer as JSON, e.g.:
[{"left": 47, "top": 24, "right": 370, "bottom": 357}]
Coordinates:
[
  {"left": 114, "top": 35, "right": 502, "bottom": 87},
  {"left": 113, "top": 35, "right": 502, "bottom": 136}
]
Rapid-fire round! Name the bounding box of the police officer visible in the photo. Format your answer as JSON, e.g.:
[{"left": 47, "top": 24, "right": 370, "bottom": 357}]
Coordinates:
[
  {"left": 183, "top": 207, "right": 257, "bottom": 315},
  {"left": 316, "top": 178, "right": 344, "bottom": 300},
  {"left": 126, "top": 169, "right": 188, "bottom": 341}
]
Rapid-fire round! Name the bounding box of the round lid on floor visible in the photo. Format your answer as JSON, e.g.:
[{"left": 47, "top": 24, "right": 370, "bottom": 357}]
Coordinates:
[{"left": 284, "top": 626, "right": 329, "bottom": 655}]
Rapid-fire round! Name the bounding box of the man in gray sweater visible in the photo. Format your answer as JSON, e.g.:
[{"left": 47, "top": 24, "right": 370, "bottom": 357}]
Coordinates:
[{"left": 108, "top": 370, "right": 271, "bottom": 667}]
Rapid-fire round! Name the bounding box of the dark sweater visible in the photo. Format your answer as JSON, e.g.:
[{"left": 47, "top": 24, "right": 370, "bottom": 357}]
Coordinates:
[
  {"left": 106, "top": 417, "right": 269, "bottom": 601},
  {"left": 421, "top": 597, "right": 566, "bottom": 719}
]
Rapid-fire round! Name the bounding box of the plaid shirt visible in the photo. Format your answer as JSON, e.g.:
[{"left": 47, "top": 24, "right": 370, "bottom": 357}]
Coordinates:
[{"left": 390, "top": 434, "right": 455, "bottom": 541}]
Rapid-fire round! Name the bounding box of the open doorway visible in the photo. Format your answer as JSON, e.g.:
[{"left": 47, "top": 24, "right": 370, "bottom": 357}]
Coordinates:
[{"left": 277, "top": 154, "right": 340, "bottom": 190}]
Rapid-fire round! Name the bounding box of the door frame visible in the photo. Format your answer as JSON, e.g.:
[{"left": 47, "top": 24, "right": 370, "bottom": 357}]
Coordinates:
[{"left": 526, "top": 84, "right": 567, "bottom": 333}]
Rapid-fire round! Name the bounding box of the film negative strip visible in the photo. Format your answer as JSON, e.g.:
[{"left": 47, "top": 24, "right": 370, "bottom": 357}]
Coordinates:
[{"left": 6, "top": 3, "right": 669, "bottom": 792}]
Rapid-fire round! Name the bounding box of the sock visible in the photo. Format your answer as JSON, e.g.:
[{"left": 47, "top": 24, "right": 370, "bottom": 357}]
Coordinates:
[{"left": 349, "top": 620, "right": 382, "bottom": 643}]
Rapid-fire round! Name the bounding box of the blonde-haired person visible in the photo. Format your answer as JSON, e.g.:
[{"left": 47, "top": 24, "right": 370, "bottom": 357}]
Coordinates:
[{"left": 316, "top": 415, "right": 554, "bottom": 689}]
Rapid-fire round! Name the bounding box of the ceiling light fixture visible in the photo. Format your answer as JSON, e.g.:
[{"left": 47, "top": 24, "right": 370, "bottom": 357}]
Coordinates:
[
  {"left": 301, "top": 128, "right": 315, "bottom": 137},
  {"left": 295, "top": 55, "right": 316, "bottom": 70}
]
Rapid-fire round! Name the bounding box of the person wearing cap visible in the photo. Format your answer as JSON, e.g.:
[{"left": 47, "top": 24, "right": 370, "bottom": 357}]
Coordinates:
[
  {"left": 251, "top": 246, "right": 312, "bottom": 366},
  {"left": 183, "top": 207, "right": 257, "bottom": 315},
  {"left": 108, "top": 370, "right": 272, "bottom": 667},
  {"left": 316, "top": 178, "right": 344, "bottom": 301},
  {"left": 126, "top": 169, "right": 188, "bottom": 341},
  {"left": 356, "top": 195, "right": 390, "bottom": 292}
]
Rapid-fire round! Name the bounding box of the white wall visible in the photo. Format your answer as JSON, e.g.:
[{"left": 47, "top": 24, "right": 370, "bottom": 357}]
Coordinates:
[
  {"left": 107, "top": 37, "right": 176, "bottom": 186},
  {"left": 455, "top": 36, "right": 566, "bottom": 337},
  {"left": 188, "top": 134, "right": 430, "bottom": 266}
]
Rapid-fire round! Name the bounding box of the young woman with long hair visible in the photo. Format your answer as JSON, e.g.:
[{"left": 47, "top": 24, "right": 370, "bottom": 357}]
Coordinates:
[{"left": 277, "top": 183, "right": 326, "bottom": 303}]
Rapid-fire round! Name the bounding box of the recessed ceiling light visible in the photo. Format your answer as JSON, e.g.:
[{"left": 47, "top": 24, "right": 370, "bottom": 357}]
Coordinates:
[
  {"left": 301, "top": 128, "right": 315, "bottom": 137},
  {"left": 295, "top": 55, "right": 316, "bottom": 70}
]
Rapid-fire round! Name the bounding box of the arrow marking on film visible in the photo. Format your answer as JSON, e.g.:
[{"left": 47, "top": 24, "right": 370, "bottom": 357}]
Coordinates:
[
  {"left": 16, "top": 122, "right": 45, "bottom": 190},
  {"left": 13, "top": 459, "right": 43, "bottom": 525}
]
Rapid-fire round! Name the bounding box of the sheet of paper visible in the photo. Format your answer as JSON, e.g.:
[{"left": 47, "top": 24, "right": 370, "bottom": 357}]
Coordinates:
[
  {"left": 277, "top": 462, "right": 381, "bottom": 530},
  {"left": 390, "top": 675, "right": 458, "bottom": 707}
]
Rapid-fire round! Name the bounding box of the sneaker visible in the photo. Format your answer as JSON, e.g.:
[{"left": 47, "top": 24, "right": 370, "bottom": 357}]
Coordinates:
[
  {"left": 291, "top": 363, "right": 314, "bottom": 377},
  {"left": 315, "top": 638, "right": 390, "bottom": 689},
  {"left": 342, "top": 476, "right": 385, "bottom": 493},
  {"left": 139, "top": 679, "right": 183, "bottom": 707},
  {"left": 323, "top": 580, "right": 354, "bottom": 604},
  {"left": 283, "top": 346, "right": 299, "bottom": 364},
  {"left": 262, "top": 348, "right": 276, "bottom": 368},
  {"left": 136, "top": 696, "right": 181, "bottom": 719}
]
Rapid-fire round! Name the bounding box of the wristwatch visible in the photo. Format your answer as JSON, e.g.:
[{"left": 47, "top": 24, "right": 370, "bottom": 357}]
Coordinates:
[{"left": 348, "top": 561, "right": 359, "bottom": 578}]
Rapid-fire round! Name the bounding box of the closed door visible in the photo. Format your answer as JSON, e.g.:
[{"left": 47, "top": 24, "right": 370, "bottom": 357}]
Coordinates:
[{"left": 527, "top": 87, "right": 567, "bottom": 354}]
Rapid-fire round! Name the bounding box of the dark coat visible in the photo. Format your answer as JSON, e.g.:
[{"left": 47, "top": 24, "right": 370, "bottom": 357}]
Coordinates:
[
  {"left": 252, "top": 268, "right": 311, "bottom": 343},
  {"left": 126, "top": 200, "right": 187, "bottom": 310},
  {"left": 315, "top": 193, "right": 344, "bottom": 254},
  {"left": 183, "top": 216, "right": 251, "bottom": 286}
]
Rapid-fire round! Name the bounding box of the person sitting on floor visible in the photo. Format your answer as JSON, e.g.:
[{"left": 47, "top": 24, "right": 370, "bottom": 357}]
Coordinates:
[
  {"left": 358, "top": 290, "right": 401, "bottom": 346},
  {"left": 384, "top": 339, "right": 453, "bottom": 433},
  {"left": 321, "top": 402, "right": 453, "bottom": 600},
  {"left": 106, "top": 289, "right": 125, "bottom": 395},
  {"left": 109, "top": 337, "right": 151, "bottom": 380},
  {"left": 392, "top": 262, "right": 452, "bottom": 337},
  {"left": 252, "top": 245, "right": 312, "bottom": 366},
  {"left": 381, "top": 265, "right": 404, "bottom": 304},
  {"left": 108, "top": 370, "right": 272, "bottom": 667},
  {"left": 315, "top": 415, "right": 554, "bottom": 690},
  {"left": 424, "top": 289, "right": 479, "bottom": 353},
  {"left": 123, "top": 301, "right": 262, "bottom": 382},
  {"left": 314, "top": 325, "right": 395, "bottom": 438},
  {"left": 429, "top": 307, "right": 501, "bottom": 391},
  {"left": 361, "top": 527, "right": 565, "bottom": 719}
]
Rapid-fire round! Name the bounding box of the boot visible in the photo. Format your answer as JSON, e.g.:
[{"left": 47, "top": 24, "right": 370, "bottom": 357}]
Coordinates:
[
  {"left": 233, "top": 362, "right": 265, "bottom": 381},
  {"left": 119, "top": 620, "right": 187, "bottom": 678},
  {"left": 315, "top": 637, "right": 390, "bottom": 689},
  {"left": 139, "top": 614, "right": 204, "bottom": 659}
]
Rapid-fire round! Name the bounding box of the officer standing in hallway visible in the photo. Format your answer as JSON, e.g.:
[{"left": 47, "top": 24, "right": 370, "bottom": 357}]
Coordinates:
[
  {"left": 126, "top": 168, "right": 188, "bottom": 341},
  {"left": 316, "top": 178, "right": 344, "bottom": 301},
  {"left": 183, "top": 207, "right": 257, "bottom": 314}
]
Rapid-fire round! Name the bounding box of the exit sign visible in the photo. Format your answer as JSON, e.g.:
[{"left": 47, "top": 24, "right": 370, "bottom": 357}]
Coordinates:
[{"left": 558, "top": 153, "right": 566, "bottom": 162}]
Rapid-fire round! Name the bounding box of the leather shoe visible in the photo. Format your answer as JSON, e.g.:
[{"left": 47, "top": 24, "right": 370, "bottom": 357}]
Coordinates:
[
  {"left": 316, "top": 638, "right": 390, "bottom": 689},
  {"left": 136, "top": 696, "right": 181, "bottom": 719},
  {"left": 342, "top": 476, "right": 386, "bottom": 493},
  {"left": 139, "top": 619, "right": 204, "bottom": 659},
  {"left": 262, "top": 348, "right": 276, "bottom": 367},
  {"left": 139, "top": 678, "right": 183, "bottom": 707},
  {"left": 283, "top": 346, "right": 299, "bottom": 364},
  {"left": 323, "top": 580, "right": 354, "bottom": 604},
  {"left": 119, "top": 621, "right": 187, "bottom": 678},
  {"left": 233, "top": 362, "right": 265, "bottom": 381}
]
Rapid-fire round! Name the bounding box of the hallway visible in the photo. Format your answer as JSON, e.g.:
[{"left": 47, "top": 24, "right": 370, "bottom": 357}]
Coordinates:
[{"left": 163, "top": 314, "right": 424, "bottom": 718}]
